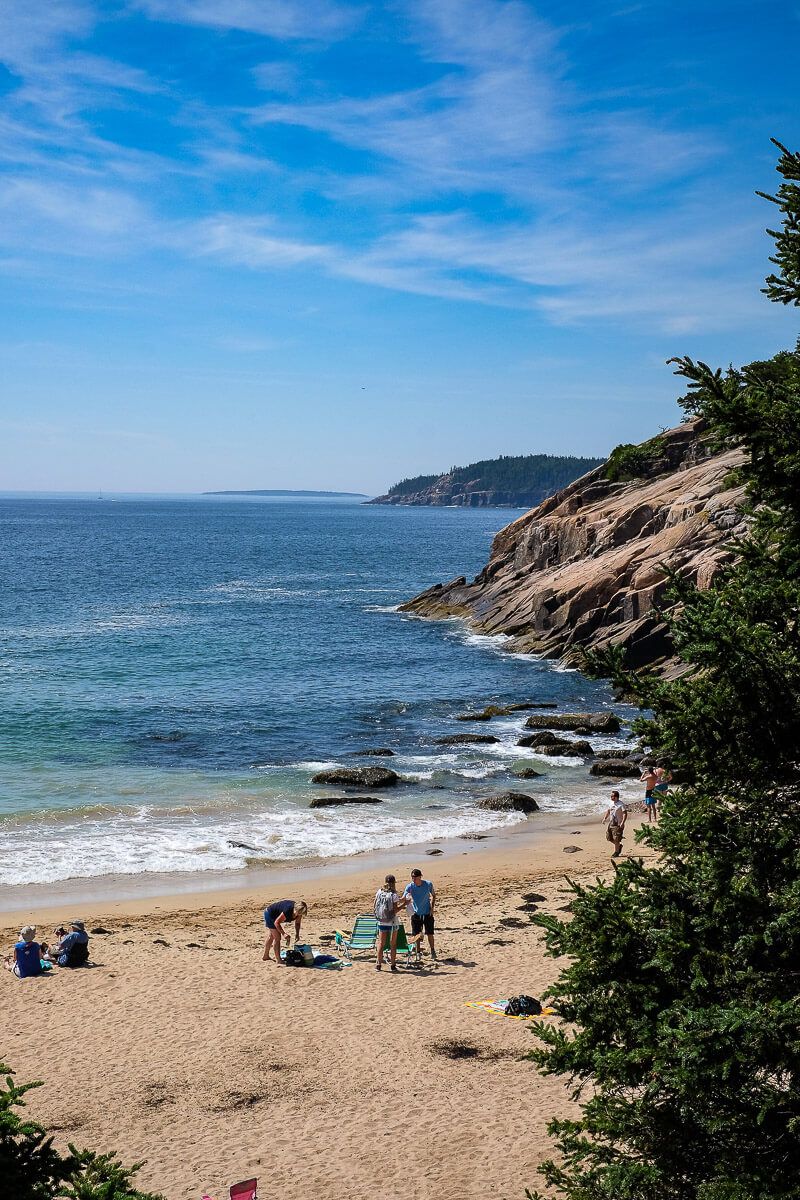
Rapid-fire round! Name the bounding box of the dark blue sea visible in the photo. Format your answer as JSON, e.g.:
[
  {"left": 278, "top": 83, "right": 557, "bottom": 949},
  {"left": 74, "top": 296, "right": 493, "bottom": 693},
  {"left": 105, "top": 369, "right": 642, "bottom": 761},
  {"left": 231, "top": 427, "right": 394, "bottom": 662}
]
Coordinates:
[{"left": 0, "top": 496, "right": 630, "bottom": 886}]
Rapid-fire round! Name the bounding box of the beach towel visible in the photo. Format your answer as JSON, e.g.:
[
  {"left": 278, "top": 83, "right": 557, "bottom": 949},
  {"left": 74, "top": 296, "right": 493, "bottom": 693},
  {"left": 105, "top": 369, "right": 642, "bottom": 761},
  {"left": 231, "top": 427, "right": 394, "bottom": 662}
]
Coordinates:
[
  {"left": 311, "top": 954, "right": 351, "bottom": 970},
  {"left": 280, "top": 948, "right": 351, "bottom": 970},
  {"left": 464, "top": 999, "right": 556, "bottom": 1020}
]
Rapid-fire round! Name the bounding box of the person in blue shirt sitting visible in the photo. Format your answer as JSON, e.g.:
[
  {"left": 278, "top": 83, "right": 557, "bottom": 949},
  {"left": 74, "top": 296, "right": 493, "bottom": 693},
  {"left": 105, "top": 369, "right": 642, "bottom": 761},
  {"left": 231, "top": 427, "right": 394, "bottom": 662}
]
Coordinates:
[
  {"left": 4, "top": 925, "right": 45, "bottom": 978},
  {"left": 46, "top": 920, "right": 90, "bottom": 968},
  {"left": 403, "top": 869, "right": 438, "bottom": 961}
]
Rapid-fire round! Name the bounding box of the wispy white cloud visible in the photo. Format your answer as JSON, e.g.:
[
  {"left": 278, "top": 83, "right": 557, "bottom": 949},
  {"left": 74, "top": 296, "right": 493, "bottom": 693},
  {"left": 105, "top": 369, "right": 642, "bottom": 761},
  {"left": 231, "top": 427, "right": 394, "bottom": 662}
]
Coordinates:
[
  {"left": 0, "top": 0, "right": 170, "bottom": 192},
  {"left": 250, "top": 1, "right": 563, "bottom": 195},
  {"left": 132, "top": 0, "right": 363, "bottom": 41},
  {"left": 0, "top": 0, "right": 768, "bottom": 341},
  {"left": 0, "top": 177, "right": 154, "bottom": 255},
  {"left": 251, "top": 60, "right": 302, "bottom": 94},
  {"left": 191, "top": 216, "right": 330, "bottom": 268}
]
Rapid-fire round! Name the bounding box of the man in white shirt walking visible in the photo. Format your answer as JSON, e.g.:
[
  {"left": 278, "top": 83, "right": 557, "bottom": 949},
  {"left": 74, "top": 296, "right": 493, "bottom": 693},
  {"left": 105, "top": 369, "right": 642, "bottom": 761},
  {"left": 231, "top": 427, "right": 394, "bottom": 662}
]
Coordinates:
[{"left": 603, "top": 790, "right": 627, "bottom": 857}]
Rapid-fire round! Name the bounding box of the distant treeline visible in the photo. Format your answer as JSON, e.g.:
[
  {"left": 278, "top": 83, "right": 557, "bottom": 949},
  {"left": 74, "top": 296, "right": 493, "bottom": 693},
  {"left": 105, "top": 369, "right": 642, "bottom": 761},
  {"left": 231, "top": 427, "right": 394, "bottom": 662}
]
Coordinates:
[{"left": 387, "top": 453, "right": 603, "bottom": 497}]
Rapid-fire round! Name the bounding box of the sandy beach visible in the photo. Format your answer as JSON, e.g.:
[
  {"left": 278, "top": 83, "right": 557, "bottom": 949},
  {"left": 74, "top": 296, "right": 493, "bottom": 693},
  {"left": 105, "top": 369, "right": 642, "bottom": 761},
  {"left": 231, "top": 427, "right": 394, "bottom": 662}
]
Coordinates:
[{"left": 1, "top": 809, "right": 654, "bottom": 1200}]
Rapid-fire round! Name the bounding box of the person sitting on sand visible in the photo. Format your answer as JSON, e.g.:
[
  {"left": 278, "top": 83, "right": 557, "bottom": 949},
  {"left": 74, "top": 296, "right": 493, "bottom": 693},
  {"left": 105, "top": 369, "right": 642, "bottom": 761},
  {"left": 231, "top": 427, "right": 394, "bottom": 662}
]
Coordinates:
[
  {"left": 46, "top": 920, "right": 90, "bottom": 967},
  {"left": 603, "top": 790, "right": 627, "bottom": 857},
  {"left": 4, "top": 925, "right": 45, "bottom": 978},
  {"left": 374, "top": 873, "right": 407, "bottom": 973},
  {"left": 403, "top": 869, "right": 437, "bottom": 961},
  {"left": 262, "top": 900, "right": 308, "bottom": 964}
]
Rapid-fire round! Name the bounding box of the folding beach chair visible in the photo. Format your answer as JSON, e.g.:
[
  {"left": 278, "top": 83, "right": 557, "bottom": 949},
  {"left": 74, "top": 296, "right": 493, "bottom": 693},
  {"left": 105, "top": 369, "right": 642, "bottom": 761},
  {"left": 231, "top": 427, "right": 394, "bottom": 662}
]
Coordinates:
[
  {"left": 383, "top": 923, "right": 423, "bottom": 967},
  {"left": 333, "top": 915, "right": 379, "bottom": 960},
  {"left": 230, "top": 1180, "right": 258, "bottom": 1200}
]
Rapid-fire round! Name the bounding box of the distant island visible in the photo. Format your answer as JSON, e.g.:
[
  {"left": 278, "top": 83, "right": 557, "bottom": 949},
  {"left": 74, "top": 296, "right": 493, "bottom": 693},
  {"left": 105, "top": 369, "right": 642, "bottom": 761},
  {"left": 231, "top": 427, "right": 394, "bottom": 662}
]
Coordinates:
[
  {"left": 368, "top": 453, "right": 604, "bottom": 508},
  {"left": 203, "top": 489, "right": 368, "bottom": 498}
]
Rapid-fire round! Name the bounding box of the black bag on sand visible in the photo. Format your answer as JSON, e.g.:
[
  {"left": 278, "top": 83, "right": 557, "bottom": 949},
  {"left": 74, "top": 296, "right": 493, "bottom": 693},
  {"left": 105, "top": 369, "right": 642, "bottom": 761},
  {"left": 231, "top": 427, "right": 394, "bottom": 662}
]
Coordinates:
[
  {"left": 284, "top": 945, "right": 315, "bottom": 967},
  {"left": 505, "top": 995, "right": 542, "bottom": 1017},
  {"left": 66, "top": 942, "right": 90, "bottom": 967}
]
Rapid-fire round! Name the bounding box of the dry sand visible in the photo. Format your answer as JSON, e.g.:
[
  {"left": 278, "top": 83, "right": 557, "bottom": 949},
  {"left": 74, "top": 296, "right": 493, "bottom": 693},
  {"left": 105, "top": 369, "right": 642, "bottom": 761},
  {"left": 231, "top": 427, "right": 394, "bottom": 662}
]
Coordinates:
[{"left": 1, "top": 811, "right": 654, "bottom": 1200}]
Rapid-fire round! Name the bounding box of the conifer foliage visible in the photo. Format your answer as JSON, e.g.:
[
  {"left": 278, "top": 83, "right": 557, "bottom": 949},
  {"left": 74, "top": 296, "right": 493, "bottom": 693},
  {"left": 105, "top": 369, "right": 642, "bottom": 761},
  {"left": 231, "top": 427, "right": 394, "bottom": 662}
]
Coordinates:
[
  {"left": 0, "top": 1063, "right": 163, "bottom": 1200},
  {"left": 528, "top": 143, "right": 800, "bottom": 1200}
]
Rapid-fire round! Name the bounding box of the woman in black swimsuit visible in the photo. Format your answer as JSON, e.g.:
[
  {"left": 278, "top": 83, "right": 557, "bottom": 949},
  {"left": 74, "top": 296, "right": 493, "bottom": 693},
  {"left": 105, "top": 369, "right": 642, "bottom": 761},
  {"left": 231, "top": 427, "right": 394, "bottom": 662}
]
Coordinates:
[{"left": 262, "top": 899, "right": 307, "bottom": 964}]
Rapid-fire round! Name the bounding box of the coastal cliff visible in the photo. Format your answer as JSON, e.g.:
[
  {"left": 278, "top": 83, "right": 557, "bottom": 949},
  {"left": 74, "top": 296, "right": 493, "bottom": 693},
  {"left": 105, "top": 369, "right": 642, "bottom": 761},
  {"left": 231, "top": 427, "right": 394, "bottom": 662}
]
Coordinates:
[{"left": 400, "top": 420, "right": 746, "bottom": 673}]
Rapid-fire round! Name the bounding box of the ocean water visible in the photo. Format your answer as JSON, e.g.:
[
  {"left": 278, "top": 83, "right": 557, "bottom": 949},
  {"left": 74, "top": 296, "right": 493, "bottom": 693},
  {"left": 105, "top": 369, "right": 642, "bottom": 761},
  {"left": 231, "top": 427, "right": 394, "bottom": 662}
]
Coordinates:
[{"left": 0, "top": 496, "right": 633, "bottom": 887}]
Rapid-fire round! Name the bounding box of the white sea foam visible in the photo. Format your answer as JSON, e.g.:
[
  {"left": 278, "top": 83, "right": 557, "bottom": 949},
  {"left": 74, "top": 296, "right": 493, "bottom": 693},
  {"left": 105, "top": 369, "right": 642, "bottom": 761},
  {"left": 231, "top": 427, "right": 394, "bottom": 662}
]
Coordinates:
[
  {"left": 0, "top": 796, "right": 526, "bottom": 887},
  {"left": 453, "top": 630, "right": 511, "bottom": 652}
]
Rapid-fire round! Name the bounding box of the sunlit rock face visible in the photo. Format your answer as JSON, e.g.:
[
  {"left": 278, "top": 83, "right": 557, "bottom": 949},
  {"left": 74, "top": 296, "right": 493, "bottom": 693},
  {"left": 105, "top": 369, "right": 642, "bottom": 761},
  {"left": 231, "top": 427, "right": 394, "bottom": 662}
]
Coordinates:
[{"left": 401, "top": 420, "right": 747, "bottom": 677}]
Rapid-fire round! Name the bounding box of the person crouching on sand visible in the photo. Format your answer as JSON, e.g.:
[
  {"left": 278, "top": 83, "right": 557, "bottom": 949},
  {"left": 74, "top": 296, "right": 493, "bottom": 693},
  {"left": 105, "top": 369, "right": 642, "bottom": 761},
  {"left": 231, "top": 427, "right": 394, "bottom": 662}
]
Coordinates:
[
  {"left": 603, "top": 790, "right": 627, "bottom": 857},
  {"left": 262, "top": 900, "right": 308, "bottom": 964},
  {"left": 374, "top": 874, "right": 406, "bottom": 972}
]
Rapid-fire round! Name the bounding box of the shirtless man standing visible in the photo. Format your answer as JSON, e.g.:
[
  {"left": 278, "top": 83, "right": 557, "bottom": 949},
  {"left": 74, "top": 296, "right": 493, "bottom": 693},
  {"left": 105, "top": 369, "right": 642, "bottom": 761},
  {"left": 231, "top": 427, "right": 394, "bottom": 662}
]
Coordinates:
[{"left": 640, "top": 764, "right": 658, "bottom": 822}]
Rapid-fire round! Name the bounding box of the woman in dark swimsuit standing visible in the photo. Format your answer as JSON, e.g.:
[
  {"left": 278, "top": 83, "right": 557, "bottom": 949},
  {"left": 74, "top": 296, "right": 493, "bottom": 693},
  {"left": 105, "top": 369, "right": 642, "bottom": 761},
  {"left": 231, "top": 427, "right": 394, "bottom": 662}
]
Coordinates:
[{"left": 262, "top": 899, "right": 307, "bottom": 964}]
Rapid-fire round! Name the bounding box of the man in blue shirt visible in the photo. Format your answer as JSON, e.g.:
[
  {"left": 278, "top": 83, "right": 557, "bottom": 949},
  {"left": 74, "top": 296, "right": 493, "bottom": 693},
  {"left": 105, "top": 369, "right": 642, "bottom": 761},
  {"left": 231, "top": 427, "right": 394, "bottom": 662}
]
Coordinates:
[
  {"left": 403, "top": 869, "right": 437, "bottom": 960},
  {"left": 49, "top": 920, "right": 90, "bottom": 967}
]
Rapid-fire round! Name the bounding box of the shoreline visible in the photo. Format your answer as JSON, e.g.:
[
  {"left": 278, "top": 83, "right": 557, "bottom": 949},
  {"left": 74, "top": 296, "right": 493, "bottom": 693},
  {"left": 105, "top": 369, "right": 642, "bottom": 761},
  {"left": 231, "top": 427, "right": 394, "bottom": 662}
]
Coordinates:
[
  {"left": 0, "top": 804, "right": 617, "bottom": 927},
  {"left": 2, "top": 805, "right": 654, "bottom": 1200}
]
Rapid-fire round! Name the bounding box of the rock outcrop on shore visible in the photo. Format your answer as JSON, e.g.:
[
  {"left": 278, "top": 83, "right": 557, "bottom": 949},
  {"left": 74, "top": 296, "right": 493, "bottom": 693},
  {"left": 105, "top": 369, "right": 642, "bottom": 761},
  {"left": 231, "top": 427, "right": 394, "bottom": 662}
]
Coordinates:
[
  {"left": 310, "top": 766, "right": 400, "bottom": 788},
  {"left": 477, "top": 792, "right": 540, "bottom": 813},
  {"left": 400, "top": 420, "right": 746, "bottom": 674}
]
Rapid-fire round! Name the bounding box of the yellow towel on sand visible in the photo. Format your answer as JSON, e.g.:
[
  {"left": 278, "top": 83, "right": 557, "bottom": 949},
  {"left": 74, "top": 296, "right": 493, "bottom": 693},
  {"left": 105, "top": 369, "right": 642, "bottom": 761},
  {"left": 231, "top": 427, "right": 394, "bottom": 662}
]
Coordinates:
[{"left": 464, "top": 999, "right": 555, "bottom": 1020}]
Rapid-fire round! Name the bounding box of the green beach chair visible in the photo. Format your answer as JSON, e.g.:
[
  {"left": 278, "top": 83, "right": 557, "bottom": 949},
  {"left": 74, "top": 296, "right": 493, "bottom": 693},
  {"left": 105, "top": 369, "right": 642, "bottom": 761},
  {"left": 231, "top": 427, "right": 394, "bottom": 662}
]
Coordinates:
[
  {"left": 333, "top": 915, "right": 379, "bottom": 960},
  {"left": 383, "top": 923, "right": 422, "bottom": 968}
]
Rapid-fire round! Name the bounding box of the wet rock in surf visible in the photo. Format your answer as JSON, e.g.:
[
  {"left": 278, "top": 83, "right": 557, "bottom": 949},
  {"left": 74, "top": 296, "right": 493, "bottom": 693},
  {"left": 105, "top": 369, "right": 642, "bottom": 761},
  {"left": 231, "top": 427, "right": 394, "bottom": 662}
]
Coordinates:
[
  {"left": 426, "top": 848, "right": 444, "bottom": 855},
  {"left": 309, "top": 795, "right": 384, "bottom": 808},
  {"left": 351, "top": 747, "right": 395, "bottom": 756},
  {"left": 455, "top": 701, "right": 558, "bottom": 721},
  {"left": 590, "top": 759, "right": 641, "bottom": 777},
  {"left": 434, "top": 733, "right": 499, "bottom": 745},
  {"left": 537, "top": 739, "right": 594, "bottom": 756},
  {"left": 524, "top": 712, "right": 621, "bottom": 733},
  {"left": 310, "top": 766, "right": 400, "bottom": 788},
  {"left": 227, "top": 840, "right": 261, "bottom": 851},
  {"left": 598, "top": 748, "right": 641, "bottom": 760},
  {"left": 517, "top": 730, "right": 571, "bottom": 748},
  {"left": 512, "top": 766, "right": 543, "bottom": 779},
  {"left": 477, "top": 791, "right": 540, "bottom": 814}
]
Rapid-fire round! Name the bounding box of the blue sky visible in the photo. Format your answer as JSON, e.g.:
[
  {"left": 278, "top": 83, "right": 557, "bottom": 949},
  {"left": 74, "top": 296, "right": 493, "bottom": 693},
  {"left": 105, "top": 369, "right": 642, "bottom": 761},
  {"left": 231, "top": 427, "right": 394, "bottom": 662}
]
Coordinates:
[{"left": 0, "top": 0, "right": 797, "bottom": 494}]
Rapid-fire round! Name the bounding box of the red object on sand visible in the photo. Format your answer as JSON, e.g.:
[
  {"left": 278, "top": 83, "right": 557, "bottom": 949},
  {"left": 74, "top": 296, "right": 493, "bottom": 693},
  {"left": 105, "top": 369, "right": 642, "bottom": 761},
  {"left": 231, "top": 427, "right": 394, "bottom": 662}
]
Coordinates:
[{"left": 230, "top": 1181, "right": 258, "bottom": 1200}]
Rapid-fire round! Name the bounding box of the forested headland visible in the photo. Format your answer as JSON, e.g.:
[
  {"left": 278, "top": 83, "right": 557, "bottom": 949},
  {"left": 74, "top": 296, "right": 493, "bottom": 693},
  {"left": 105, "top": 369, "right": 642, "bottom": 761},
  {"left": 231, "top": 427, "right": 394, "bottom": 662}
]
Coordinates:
[{"left": 370, "top": 452, "right": 603, "bottom": 507}]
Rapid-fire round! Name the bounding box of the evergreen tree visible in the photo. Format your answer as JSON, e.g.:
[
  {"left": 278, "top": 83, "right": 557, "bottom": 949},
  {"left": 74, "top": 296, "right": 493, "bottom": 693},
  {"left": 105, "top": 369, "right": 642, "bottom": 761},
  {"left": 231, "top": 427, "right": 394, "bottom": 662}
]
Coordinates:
[
  {"left": 0, "top": 1064, "right": 70, "bottom": 1200},
  {"left": 527, "top": 143, "right": 800, "bottom": 1200},
  {"left": 0, "top": 1063, "right": 163, "bottom": 1200}
]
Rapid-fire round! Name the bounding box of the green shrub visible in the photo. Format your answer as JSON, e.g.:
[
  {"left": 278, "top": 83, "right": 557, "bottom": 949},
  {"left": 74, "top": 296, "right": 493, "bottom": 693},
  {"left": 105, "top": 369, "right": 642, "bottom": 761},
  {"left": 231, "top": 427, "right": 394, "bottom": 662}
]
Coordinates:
[
  {"left": 0, "top": 1063, "right": 164, "bottom": 1200},
  {"left": 605, "top": 437, "right": 662, "bottom": 482}
]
